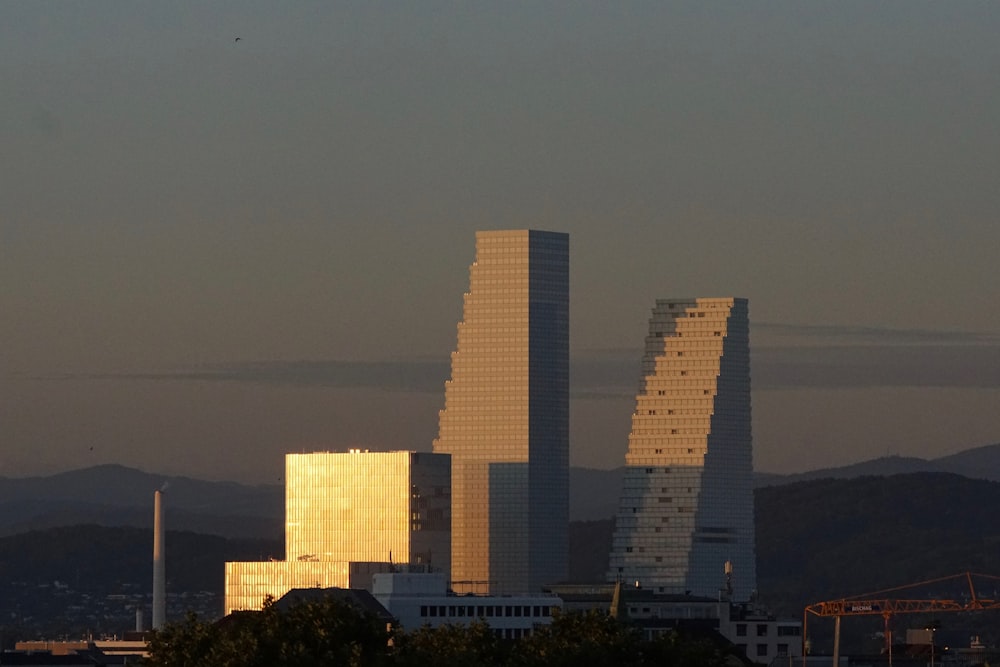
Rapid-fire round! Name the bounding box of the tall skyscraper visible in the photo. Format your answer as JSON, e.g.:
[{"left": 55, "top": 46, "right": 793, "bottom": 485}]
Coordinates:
[
  {"left": 607, "top": 298, "right": 755, "bottom": 601},
  {"left": 434, "top": 230, "right": 569, "bottom": 595},
  {"left": 224, "top": 450, "right": 450, "bottom": 613}
]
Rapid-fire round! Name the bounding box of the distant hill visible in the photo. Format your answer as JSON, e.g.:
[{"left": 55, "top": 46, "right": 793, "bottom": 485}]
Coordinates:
[
  {"left": 753, "top": 443, "right": 1000, "bottom": 488},
  {"left": 3, "top": 443, "right": 1000, "bottom": 531},
  {"left": 572, "top": 443, "right": 1000, "bottom": 519},
  {"left": 6, "top": 471, "right": 1000, "bottom": 647},
  {"left": 0, "top": 464, "right": 282, "bottom": 538}
]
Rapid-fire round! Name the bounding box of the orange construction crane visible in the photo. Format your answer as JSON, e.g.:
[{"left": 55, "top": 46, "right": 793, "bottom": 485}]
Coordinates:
[{"left": 803, "top": 572, "right": 1000, "bottom": 667}]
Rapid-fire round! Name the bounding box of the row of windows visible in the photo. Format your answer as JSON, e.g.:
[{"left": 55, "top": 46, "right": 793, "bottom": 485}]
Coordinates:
[
  {"left": 733, "top": 643, "right": 788, "bottom": 658},
  {"left": 650, "top": 330, "right": 725, "bottom": 338},
  {"left": 419, "top": 604, "right": 553, "bottom": 618}
]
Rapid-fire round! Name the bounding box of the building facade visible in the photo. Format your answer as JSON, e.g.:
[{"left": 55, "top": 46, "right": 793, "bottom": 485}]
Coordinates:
[
  {"left": 433, "top": 230, "right": 569, "bottom": 595},
  {"left": 607, "top": 298, "right": 755, "bottom": 601},
  {"left": 225, "top": 450, "right": 450, "bottom": 614},
  {"left": 373, "top": 572, "right": 561, "bottom": 639}
]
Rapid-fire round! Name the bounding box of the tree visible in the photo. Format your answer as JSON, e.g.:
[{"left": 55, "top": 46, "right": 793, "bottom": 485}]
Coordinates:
[
  {"left": 512, "top": 609, "right": 643, "bottom": 667},
  {"left": 640, "top": 628, "right": 734, "bottom": 667},
  {"left": 144, "top": 595, "right": 392, "bottom": 667},
  {"left": 392, "top": 620, "right": 509, "bottom": 667}
]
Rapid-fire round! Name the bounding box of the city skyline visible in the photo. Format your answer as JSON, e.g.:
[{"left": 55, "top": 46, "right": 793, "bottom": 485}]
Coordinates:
[{"left": 3, "top": 3, "right": 1000, "bottom": 483}]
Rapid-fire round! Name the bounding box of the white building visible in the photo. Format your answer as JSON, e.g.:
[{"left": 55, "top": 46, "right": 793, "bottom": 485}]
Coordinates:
[
  {"left": 608, "top": 298, "right": 755, "bottom": 601},
  {"left": 433, "top": 230, "right": 569, "bottom": 595},
  {"left": 373, "top": 572, "right": 561, "bottom": 639},
  {"left": 224, "top": 450, "right": 450, "bottom": 613}
]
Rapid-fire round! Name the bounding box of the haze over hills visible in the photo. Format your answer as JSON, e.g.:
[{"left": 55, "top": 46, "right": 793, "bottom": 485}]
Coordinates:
[
  {"left": 5, "top": 471, "right": 1000, "bottom": 650},
  {"left": 0, "top": 464, "right": 282, "bottom": 538},
  {"left": 1, "top": 442, "right": 999, "bottom": 531}
]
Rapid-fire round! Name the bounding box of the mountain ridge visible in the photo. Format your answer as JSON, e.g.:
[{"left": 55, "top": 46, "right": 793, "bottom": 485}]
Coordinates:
[{"left": 1, "top": 442, "right": 998, "bottom": 532}]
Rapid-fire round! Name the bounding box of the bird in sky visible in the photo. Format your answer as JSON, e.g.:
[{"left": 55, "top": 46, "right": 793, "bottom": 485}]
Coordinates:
[{"left": 235, "top": 37, "right": 241, "bottom": 42}]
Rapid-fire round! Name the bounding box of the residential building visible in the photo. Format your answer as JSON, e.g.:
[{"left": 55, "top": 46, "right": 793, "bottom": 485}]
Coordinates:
[
  {"left": 607, "top": 298, "right": 755, "bottom": 601},
  {"left": 433, "top": 230, "right": 569, "bottom": 595}
]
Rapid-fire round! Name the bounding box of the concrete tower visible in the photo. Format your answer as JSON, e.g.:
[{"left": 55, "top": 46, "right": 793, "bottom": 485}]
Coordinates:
[
  {"left": 434, "top": 230, "right": 569, "bottom": 594},
  {"left": 152, "top": 489, "right": 166, "bottom": 629},
  {"left": 607, "top": 298, "right": 755, "bottom": 600}
]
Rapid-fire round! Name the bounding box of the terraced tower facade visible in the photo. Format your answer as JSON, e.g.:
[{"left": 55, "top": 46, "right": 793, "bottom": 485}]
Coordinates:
[
  {"left": 434, "top": 230, "right": 569, "bottom": 595},
  {"left": 607, "top": 298, "right": 755, "bottom": 601}
]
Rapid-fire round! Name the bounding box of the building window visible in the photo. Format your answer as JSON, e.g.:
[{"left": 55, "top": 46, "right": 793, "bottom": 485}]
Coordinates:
[
  {"left": 756, "top": 644, "right": 768, "bottom": 657},
  {"left": 757, "top": 624, "right": 768, "bottom": 636},
  {"left": 736, "top": 624, "right": 747, "bottom": 637}
]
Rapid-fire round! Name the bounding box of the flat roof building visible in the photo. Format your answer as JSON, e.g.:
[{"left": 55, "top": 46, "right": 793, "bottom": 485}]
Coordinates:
[
  {"left": 225, "top": 450, "right": 450, "bottom": 614},
  {"left": 433, "top": 230, "right": 570, "bottom": 595},
  {"left": 373, "top": 572, "right": 561, "bottom": 639}
]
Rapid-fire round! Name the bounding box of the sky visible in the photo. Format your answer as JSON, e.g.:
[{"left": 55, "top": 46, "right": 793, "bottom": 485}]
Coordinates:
[{"left": 3, "top": 2, "right": 1000, "bottom": 483}]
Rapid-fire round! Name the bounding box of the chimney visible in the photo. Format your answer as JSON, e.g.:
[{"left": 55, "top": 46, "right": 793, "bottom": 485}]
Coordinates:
[{"left": 153, "top": 489, "right": 166, "bottom": 629}]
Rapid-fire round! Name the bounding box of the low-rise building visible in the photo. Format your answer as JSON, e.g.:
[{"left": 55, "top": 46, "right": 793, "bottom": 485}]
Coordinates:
[{"left": 373, "top": 572, "right": 562, "bottom": 639}]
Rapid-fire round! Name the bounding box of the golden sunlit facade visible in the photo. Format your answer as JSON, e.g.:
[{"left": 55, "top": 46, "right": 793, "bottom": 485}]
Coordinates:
[
  {"left": 608, "top": 298, "right": 755, "bottom": 600},
  {"left": 433, "top": 230, "right": 569, "bottom": 595},
  {"left": 224, "top": 450, "right": 450, "bottom": 614}
]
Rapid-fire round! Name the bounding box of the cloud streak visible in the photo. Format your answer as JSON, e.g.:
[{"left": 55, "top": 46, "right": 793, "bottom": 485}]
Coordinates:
[
  {"left": 44, "top": 325, "right": 1000, "bottom": 394},
  {"left": 755, "top": 322, "right": 1000, "bottom": 346}
]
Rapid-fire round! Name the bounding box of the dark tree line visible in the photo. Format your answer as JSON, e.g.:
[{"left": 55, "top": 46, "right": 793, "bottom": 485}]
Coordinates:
[{"left": 145, "top": 597, "right": 740, "bottom": 667}]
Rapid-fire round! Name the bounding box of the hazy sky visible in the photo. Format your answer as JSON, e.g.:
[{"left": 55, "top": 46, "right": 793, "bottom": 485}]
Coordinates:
[{"left": 3, "top": 2, "right": 999, "bottom": 482}]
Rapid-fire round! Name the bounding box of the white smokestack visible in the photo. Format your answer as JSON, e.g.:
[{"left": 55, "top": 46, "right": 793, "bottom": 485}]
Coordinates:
[
  {"left": 153, "top": 489, "right": 166, "bottom": 629},
  {"left": 136, "top": 607, "right": 144, "bottom": 633}
]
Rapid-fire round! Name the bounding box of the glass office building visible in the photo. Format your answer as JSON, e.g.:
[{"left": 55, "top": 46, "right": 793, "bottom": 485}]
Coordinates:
[
  {"left": 224, "top": 450, "right": 450, "bottom": 613},
  {"left": 607, "top": 298, "right": 756, "bottom": 601},
  {"left": 434, "top": 230, "right": 569, "bottom": 595}
]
